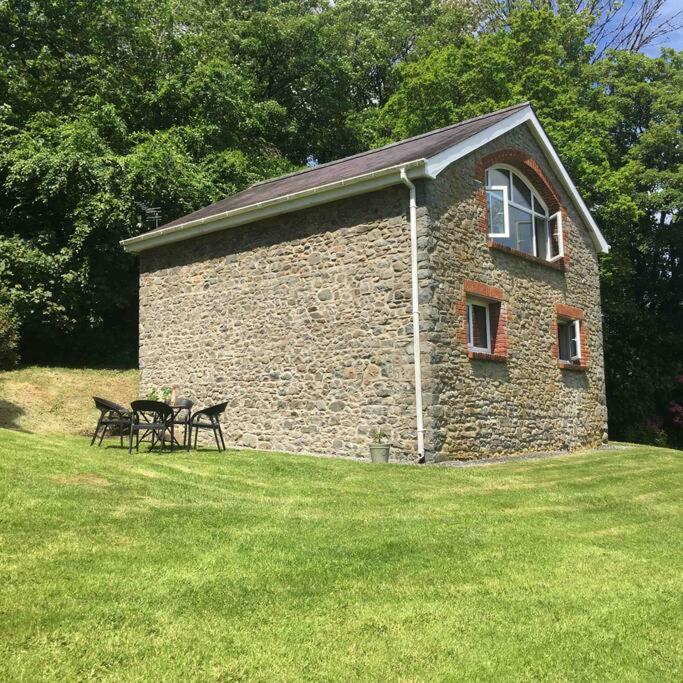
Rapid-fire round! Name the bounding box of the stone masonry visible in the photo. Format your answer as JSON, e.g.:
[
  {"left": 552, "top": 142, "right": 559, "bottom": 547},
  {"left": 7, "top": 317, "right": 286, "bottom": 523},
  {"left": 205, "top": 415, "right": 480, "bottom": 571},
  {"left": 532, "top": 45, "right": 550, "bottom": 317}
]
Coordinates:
[
  {"left": 139, "top": 125, "right": 607, "bottom": 461},
  {"left": 419, "top": 125, "right": 608, "bottom": 459},
  {"left": 139, "top": 186, "right": 427, "bottom": 459}
]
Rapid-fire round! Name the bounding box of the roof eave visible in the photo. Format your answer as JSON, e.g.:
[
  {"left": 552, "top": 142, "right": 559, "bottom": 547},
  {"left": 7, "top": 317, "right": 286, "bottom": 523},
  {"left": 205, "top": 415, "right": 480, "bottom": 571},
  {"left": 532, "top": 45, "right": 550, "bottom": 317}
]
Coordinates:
[
  {"left": 121, "top": 159, "right": 428, "bottom": 253},
  {"left": 121, "top": 104, "right": 609, "bottom": 256}
]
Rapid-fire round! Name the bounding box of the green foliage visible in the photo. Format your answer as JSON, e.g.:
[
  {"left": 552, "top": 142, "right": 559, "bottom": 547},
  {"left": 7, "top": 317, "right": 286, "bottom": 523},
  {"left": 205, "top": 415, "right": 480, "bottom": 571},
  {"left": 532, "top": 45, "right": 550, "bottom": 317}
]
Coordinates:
[
  {"left": 144, "top": 386, "right": 172, "bottom": 402},
  {"left": 369, "top": 428, "right": 389, "bottom": 444},
  {"left": 0, "top": 293, "right": 19, "bottom": 369},
  {"left": 623, "top": 422, "right": 669, "bottom": 449},
  {"left": 585, "top": 50, "right": 682, "bottom": 440},
  {"left": 0, "top": 0, "right": 680, "bottom": 441}
]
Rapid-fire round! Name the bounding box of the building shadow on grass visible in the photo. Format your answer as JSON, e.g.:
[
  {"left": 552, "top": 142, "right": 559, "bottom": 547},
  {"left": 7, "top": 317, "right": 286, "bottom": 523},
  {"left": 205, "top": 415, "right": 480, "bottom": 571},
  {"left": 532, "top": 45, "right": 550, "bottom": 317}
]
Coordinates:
[{"left": 0, "top": 399, "right": 25, "bottom": 431}]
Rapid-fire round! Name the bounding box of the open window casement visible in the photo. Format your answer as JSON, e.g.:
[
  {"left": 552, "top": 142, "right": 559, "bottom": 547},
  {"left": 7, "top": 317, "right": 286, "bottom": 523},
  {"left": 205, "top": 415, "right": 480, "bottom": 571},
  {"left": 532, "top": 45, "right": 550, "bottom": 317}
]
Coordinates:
[
  {"left": 547, "top": 211, "right": 564, "bottom": 261},
  {"left": 569, "top": 319, "right": 581, "bottom": 361},
  {"left": 486, "top": 185, "right": 510, "bottom": 238}
]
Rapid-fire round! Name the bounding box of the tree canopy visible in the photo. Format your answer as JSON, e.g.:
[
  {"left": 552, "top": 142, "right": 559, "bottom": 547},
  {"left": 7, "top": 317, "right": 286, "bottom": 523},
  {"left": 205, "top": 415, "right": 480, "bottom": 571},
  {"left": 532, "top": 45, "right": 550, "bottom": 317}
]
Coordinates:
[{"left": 0, "top": 0, "right": 680, "bottom": 445}]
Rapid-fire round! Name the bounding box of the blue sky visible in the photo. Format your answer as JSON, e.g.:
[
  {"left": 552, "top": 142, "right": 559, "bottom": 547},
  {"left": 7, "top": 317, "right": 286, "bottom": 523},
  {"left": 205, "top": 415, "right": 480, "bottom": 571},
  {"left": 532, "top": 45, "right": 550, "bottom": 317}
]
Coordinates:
[
  {"left": 591, "top": 0, "right": 682, "bottom": 56},
  {"left": 635, "top": 0, "right": 682, "bottom": 55}
]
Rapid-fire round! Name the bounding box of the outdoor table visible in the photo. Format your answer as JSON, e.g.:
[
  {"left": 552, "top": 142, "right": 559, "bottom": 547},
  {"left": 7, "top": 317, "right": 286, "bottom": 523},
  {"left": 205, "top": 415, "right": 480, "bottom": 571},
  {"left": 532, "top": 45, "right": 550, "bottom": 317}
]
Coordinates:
[{"left": 169, "top": 403, "right": 192, "bottom": 449}]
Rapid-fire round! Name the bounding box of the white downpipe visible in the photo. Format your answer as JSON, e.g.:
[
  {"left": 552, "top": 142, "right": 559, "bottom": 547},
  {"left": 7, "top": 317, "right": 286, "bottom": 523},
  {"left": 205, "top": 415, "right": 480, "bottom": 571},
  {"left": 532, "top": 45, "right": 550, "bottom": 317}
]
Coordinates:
[{"left": 400, "top": 168, "right": 426, "bottom": 462}]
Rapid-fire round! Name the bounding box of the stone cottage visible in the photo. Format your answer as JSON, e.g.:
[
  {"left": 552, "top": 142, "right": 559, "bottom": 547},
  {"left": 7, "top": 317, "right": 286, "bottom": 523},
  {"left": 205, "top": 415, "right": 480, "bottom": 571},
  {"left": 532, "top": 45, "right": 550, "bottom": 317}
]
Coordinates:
[{"left": 122, "top": 103, "right": 609, "bottom": 462}]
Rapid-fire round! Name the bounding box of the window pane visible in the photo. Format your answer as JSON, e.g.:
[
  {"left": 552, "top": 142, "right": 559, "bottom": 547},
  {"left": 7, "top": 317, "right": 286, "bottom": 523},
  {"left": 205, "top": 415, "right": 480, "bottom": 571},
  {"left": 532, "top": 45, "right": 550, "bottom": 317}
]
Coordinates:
[
  {"left": 510, "top": 204, "right": 534, "bottom": 255},
  {"left": 512, "top": 173, "right": 532, "bottom": 210},
  {"left": 558, "top": 322, "right": 571, "bottom": 361},
  {"left": 549, "top": 214, "right": 562, "bottom": 258},
  {"left": 470, "top": 304, "right": 489, "bottom": 350},
  {"left": 491, "top": 204, "right": 535, "bottom": 255},
  {"left": 534, "top": 215, "right": 548, "bottom": 260},
  {"left": 487, "top": 168, "right": 510, "bottom": 191},
  {"left": 487, "top": 189, "right": 506, "bottom": 235}
]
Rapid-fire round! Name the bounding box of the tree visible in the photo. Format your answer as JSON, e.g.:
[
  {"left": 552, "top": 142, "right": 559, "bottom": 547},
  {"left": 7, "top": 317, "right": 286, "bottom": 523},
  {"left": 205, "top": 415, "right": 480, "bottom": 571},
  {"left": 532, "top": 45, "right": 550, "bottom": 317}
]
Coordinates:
[
  {"left": 472, "top": 1, "right": 683, "bottom": 59},
  {"left": 363, "top": 4, "right": 682, "bottom": 444},
  {"left": 0, "top": 0, "right": 680, "bottom": 445},
  {"left": 592, "top": 49, "right": 682, "bottom": 443}
]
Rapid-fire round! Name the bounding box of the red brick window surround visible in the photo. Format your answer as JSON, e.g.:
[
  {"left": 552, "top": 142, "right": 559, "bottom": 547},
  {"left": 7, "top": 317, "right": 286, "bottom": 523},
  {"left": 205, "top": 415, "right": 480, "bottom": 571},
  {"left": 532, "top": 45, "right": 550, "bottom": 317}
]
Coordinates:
[
  {"left": 475, "top": 149, "right": 568, "bottom": 271},
  {"left": 456, "top": 280, "right": 509, "bottom": 362},
  {"left": 551, "top": 303, "right": 589, "bottom": 371}
]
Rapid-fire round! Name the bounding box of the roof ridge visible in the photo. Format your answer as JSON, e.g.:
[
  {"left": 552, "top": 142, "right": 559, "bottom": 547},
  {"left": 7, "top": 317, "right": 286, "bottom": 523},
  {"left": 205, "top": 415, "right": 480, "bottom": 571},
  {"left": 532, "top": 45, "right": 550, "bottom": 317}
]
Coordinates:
[{"left": 251, "top": 101, "right": 530, "bottom": 189}]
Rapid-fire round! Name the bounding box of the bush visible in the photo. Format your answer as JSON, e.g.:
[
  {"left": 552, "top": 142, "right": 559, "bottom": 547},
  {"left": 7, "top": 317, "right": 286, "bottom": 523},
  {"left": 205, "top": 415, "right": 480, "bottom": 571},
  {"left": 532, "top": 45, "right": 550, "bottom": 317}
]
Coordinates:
[
  {"left": 624, "top": 419, "right": 668, "bottom": 448},
  {"left": 0, "top": 301, "right": 20, "bottom": 369}
]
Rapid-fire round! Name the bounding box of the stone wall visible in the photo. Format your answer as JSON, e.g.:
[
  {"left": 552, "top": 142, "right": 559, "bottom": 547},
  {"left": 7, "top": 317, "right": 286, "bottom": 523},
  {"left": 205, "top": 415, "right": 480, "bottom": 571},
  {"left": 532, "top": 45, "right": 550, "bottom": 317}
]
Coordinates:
[
  {"left": 139, "top": 186, "right": 428, "bottom": 459},
  {"left": 138, "top": 123, "right": 607, "bottom": 461},
  {"left": 419, "top": 124, "right": 608, "bottom": 460}
]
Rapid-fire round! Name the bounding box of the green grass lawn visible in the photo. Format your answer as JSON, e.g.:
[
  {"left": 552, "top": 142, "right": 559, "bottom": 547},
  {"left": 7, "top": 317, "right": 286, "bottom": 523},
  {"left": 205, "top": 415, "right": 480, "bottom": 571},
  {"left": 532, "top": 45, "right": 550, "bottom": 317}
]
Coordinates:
[{"left": 0, "top": 430, "right": 681, "bottom": 681}]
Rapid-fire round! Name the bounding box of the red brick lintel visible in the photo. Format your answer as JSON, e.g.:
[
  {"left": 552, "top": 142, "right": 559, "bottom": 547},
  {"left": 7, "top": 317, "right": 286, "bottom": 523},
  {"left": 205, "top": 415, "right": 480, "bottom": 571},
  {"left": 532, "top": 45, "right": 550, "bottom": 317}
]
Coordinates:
[
  {"left": 555, "top": 303, "right": 585, "bottom": 320},
  {"left": 463, "top": 279, "right": 504, "bottom": 301}
]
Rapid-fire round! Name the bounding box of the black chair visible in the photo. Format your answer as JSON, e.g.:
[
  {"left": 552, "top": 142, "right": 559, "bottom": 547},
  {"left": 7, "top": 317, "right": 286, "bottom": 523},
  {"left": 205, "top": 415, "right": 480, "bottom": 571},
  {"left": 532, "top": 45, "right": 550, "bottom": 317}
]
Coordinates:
[
  {"left": 170, "top": 397, "right": 194, "bottom": 449},
  {"left": 129, "top": 400, "right": 174, "bottom": 454},
  {"left": 91, "top": 397, "right": 132, "bottom": 447},
  {"left": 188, "top": 401, "right": 228, "bottom": 452}
]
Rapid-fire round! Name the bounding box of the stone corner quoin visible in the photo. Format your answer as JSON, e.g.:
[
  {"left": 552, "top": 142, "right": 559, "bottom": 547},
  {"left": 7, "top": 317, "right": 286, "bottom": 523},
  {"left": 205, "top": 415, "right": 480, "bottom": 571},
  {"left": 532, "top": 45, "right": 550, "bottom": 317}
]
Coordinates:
[{"left": 138, "top": 125, "right": 607, "bottom": 462}]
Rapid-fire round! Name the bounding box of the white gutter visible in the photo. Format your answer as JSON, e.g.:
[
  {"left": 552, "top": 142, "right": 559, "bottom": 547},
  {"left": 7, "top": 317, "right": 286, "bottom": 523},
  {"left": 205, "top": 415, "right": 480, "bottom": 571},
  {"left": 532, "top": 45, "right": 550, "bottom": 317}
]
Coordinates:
[
  {"left": 121, "top": 159, "right": 427, "bottom": 253},
  {"left": 400, "top": 167, "right": 426, "bottom": 463}
]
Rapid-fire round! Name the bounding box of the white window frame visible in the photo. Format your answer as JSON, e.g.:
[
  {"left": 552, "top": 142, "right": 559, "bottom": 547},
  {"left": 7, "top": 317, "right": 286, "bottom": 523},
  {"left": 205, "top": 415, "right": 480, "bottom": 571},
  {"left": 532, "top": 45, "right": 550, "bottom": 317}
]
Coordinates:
[
  {"left": 486, "top": 165, "right": 567, "bottom": 263},
  {"left": 569, "top": 319, "right": 581, "bottom": 361},
  {"left": 467, "top": 299, "right": 491, "bottom": 354},
  {"left": 558, "top": 318, "right": 581, "bottom": 362},
  {"left": 547, "top": 211, "right": 564, "bottom": 261},
  {"left": 486, "top": 185, "right": 510, "bottom": 238}
]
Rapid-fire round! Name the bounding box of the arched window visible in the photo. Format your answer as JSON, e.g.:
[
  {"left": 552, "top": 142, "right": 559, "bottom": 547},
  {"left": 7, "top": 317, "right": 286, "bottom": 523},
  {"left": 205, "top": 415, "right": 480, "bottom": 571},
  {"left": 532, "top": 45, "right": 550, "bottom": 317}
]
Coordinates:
[{"left": 486, "top": 166, "right": 563, "bottom": 261}]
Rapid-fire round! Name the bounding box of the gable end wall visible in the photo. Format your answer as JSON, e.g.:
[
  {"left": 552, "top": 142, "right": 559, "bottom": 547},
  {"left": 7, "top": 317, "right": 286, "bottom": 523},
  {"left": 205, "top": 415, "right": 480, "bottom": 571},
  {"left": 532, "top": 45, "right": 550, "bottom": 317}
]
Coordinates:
[{"left": 421, "top": 123, "right": 607, "bottom": 459}]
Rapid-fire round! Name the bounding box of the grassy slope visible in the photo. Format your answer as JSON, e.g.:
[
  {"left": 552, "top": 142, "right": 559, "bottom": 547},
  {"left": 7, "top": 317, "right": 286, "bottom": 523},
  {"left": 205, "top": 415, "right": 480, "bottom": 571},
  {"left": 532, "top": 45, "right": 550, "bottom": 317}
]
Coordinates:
[
  {"left": 0, "top": 367, "right": 138, "bottom": 436},
  {"left": 0, "top": 431, "right": 681, "bottom": 681}
]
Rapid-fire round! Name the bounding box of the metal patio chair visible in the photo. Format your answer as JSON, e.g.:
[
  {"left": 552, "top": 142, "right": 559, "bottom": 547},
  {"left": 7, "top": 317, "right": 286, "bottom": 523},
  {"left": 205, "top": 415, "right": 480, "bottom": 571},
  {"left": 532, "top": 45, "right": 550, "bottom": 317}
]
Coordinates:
[
  {"left": 90, "top": 397, "right": 132, "bottom": 447},
  {"left": 129, "top": 400, "right": 174, "bottom": 454},
  {"left": 187, "top": 401, "right": 228, "bottom": 452}
]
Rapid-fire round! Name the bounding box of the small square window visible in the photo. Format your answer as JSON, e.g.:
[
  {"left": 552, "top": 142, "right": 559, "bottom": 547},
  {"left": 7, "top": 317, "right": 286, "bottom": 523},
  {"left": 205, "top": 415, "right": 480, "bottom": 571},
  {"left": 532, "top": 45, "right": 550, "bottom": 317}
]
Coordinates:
[
  {"left": 467, "top": 299, "right": 491, "bottom": 353},
  {"left": 557, "top": 319, "right": 581, "bottom": 362}
]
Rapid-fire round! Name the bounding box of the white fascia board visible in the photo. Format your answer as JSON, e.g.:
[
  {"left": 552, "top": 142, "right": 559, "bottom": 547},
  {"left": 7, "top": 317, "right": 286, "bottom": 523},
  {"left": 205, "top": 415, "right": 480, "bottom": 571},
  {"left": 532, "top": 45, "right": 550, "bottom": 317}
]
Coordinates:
[
  {"left": 424, "top": 107, "right": 533, "bottom": 178},
  {"left": 424, "top": 106, "right": 609, "bottom": 254},
  {"left": 121, "top": 160, "right": 427, "bottom": 253}
]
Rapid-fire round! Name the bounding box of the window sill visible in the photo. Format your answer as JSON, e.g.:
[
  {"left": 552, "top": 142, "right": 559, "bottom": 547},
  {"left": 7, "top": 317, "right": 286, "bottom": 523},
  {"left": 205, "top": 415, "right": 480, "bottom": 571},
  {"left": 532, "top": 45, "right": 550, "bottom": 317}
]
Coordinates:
[
  {"left": 558, "top": 361, "right": 587, "bottom": 372},
  {"left": 488, "top": 240, "right": 566, "bottom": 272},
  {"left": 468, "top": 351, "right": 507, "bottom": 363}
]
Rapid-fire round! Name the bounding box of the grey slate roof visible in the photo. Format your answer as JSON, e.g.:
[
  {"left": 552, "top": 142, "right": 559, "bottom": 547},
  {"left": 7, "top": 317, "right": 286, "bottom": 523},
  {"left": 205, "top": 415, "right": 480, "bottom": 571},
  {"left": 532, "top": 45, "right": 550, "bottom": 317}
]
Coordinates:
[{"left": 154, "top": 102, "right": 530, "bottom": 232}]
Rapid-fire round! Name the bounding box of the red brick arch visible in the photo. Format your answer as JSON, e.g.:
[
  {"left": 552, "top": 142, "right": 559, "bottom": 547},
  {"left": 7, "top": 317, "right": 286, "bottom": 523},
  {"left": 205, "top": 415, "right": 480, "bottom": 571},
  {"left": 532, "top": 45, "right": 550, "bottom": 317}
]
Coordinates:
[
  {"left": 474, "top": 147, "right": 569, "bottom": 270},
  {"left": 475, "top": 148, "right": 563, "bottom": 215}
]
